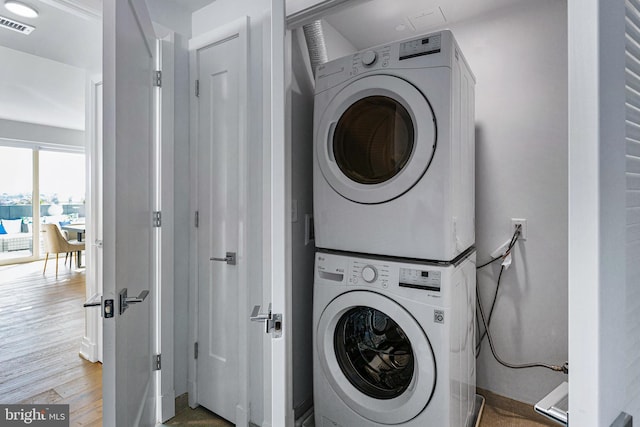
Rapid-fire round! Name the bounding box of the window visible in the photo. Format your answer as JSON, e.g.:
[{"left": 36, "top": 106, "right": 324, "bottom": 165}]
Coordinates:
[{"left": 0, "top": 145, "right": 85, "bottom": 265}]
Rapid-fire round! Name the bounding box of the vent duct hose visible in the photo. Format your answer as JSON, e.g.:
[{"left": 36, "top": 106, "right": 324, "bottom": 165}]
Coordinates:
[{"left": 302, "top": 20, "right": 328, "bottom": 78}]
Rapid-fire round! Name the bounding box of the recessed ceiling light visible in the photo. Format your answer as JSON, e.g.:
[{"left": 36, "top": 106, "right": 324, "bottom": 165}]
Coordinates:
[{"left": 4, "top": 1, "right": 38, "bottom": 19}]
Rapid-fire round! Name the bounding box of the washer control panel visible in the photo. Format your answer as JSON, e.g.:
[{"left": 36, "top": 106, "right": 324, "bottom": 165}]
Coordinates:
[
  {"left": 349, "top": 259, "right": 390, "bottom": 289},
  {"left": 399, "top": 268, "right": 441, "bottom": 292}
]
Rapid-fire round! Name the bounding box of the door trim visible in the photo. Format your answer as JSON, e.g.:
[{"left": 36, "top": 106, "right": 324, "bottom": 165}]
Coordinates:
[
  {"left": 81, "top": 74, "right": 103, "bottom": 364},
  {"left": 188, "top": 16, "right": 250, "bottom": 426}
]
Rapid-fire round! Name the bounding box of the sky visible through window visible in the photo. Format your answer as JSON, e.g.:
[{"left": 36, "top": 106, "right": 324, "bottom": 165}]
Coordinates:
[{"left": 0, "top": 146, "right": 85, "bottom": 206}]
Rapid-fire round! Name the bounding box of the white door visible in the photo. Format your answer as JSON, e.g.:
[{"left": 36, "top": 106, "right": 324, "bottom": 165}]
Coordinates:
[
  {"left": 195, "top": 27, "right": 243, "bottom": 424},
  {"left": 268, "top": 0, "right": 289, "bottom": 424},
  {"left": 102, "top": 0, "right": 157, "bottom": 425}
]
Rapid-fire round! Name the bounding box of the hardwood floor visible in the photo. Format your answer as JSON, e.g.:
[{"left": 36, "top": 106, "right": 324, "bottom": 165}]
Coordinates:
[{"left": 0, "top": 259, "right": 102, "bottom": 426}]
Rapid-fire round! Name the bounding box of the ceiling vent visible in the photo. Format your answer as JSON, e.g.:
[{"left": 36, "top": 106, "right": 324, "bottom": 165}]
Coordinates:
[{"left": 0, "top": 15, "right": 35, "bottom": 35}]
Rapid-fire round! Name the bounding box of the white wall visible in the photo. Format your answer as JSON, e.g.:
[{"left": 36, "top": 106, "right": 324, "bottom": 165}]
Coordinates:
[
  {"left": 193, "top": 3, "right": 267, "bottom": 424},
  {"left": 449, "top": 0, "right": 568, "bottom": 404},
  {"left": 0, "top": 118, "right": 84, "bottom": 147},
  {"left": 0, "top": 46, "right": 86, "bottom": 131},
  {"left": 320, "top": 20, "right": 356, "bottom": 61}
]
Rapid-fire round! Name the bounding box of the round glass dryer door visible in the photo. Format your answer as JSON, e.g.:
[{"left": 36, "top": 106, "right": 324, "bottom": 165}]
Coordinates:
[
  {"left": 316, "top": 75, "right": 436, "bottom": 204},
  {"left": 317, "top": 291, "right": 436, "bottom": 424}
]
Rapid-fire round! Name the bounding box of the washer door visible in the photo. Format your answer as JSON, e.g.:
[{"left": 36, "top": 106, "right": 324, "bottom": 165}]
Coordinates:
[
  {"left": 316, "top": 75, "right": 436, "bottom": 204},
  {"left": 317, "top": 291, "right": 436, "bottom": 424}
]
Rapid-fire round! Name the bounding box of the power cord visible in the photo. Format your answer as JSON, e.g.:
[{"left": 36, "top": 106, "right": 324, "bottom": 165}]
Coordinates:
[
  {"left": 476, "top": 225, "right": 521, "bottom": 356},
  {"left": 475, "top": 224, "right": 568, "bottom": 374}
]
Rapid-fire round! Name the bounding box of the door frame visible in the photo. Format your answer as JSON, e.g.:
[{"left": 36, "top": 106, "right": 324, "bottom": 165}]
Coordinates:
[
  {"left": 81, "top": 74, "right": 103, "bottom": 364},
  {"left": 567, "top": 0, "right": 628, "bottom": 425},
  {"left": 187, "top": 16, "right": 251, "bottom": 426}
]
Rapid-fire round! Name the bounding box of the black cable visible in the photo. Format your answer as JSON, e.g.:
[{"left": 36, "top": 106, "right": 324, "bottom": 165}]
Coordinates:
[
  {"left": 475, "top": 265, "right": 504, "bottom": 356},
  {"left": 474, "top": 224, "right": 568, "bottom": 373},
  {"left": 476, "top": 225, "right": 521, "bottom": 355}
]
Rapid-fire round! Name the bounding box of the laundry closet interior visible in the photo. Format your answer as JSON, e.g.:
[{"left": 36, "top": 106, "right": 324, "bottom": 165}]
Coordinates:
[{"left": 283, "top": 0, "right": 567, "bottom": 425}]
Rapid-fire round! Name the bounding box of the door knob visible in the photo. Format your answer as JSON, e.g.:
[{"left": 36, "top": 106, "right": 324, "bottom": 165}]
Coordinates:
[
  {"left": 210, "top": 252, "right": 236, "bottom": 265},
  {"left": 119, "top": 288, "right": 149, "bottom": 315}
]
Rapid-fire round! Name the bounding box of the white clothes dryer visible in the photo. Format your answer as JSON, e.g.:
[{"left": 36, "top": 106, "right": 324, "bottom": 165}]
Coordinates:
[
  {"left": 313, "top": 30, "right": 475, "bottom": 262},
  {"left": 313, "top": 249, "right": 476, "bottom": 427}
]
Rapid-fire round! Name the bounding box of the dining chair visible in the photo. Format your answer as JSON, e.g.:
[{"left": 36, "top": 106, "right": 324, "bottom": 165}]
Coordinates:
[{"left": 42, "top": 223, "right": 86, "bottom": 277}]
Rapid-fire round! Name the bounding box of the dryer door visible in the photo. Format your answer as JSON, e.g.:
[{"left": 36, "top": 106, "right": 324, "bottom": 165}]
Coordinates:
[
  {"left": 317, "top": 290, "right": 436, "bottom": 424},
  {"left": 316, "top": 75, "right": 436, "bottom": 204}
]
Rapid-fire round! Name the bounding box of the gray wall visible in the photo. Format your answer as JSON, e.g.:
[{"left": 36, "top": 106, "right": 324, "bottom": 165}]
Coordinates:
[
  {"left": 450, "top": 0, "right": 568, "bottom": 404},
  {"left": 289, "top": 29, "right": 316, "bottom": 418}
]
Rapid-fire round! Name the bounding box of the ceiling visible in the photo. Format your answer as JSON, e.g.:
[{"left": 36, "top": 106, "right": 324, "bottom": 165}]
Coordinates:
[
  {"left": 0, "top": 0, "right": 531, "bottom": 74},
  {"left": 0, "top": 0, "right": 101, "bottom": 72},
  {"left": 323, "top": 0, "right": 530, "bottom": 50},
  {"left": 0, "top": 0, "right": 216, "bottom": 73}
]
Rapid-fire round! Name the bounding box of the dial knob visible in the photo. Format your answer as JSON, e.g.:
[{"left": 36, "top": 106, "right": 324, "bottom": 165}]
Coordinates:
[
  {"left": 361, "top": 50, "right": 377, "bottom": 66},
  {"left": 361, "top": 265, "right": 378, "bottom": 283}
]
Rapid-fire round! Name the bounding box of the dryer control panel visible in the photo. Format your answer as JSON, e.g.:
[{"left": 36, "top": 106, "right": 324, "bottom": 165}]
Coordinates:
[{"left": 399, "top": 268, "right": 442, "bottom": 292}]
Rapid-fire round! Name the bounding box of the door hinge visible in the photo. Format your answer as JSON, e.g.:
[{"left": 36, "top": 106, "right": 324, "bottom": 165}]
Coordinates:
[
  {"left": 250, "top": 304, "right": 283, "bottom": 338},
  {"left": 154, "top": 70, "right": 162, "bottom": 87},
  {"left": 194, "top": 342, "right": 199, "bottom": 359},
  {"left": 195, "top": 211, "right": 199, "bottom": 228},
  {"left": 195, "top": 79, "right": 199, "bottom": 97},
  {"left": 153, "top": 354, "right": 161, "bottom": 371},
  {"left": 153, "top": 211, "right": 161, "bottom": 227}
]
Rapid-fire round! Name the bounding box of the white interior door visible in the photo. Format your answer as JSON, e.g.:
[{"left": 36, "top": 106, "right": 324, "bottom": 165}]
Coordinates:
[
  {"left": 194, "top": 25, "right": 245, "bottom": 424},
  {"left": 267, "top": 0, "right": 290, "bottom": 425},
  {"left": 102, "top": 0, "right": 157, "bottom": 425}
]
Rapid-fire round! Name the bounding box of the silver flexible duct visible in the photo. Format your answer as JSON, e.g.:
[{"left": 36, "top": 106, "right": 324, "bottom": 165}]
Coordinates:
[{"left": 302, "top": 20, "right": 328, "bottom": 77}]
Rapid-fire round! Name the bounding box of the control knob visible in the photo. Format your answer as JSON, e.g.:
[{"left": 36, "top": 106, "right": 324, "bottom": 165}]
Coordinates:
[
  {"left": 361, "top": 50, "right": 377, "bottom": 66},
  {"left": 361, "top": 265, "right": 378, "bottom": 283}
]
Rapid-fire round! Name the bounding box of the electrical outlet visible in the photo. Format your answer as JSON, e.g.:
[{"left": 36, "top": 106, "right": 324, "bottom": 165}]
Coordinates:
[{"left": 511, "top": 218, "right": 527, "bottom": 240}]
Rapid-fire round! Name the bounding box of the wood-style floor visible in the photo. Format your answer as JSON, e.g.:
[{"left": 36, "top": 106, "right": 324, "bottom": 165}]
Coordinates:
[{"left": 0, "top": 259, "right": 102, "bottom": 426}]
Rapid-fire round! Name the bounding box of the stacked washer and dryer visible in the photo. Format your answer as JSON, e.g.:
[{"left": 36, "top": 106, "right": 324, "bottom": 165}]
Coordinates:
[{"left": 312, "top": 30, "right": 477, "bottom": 427}]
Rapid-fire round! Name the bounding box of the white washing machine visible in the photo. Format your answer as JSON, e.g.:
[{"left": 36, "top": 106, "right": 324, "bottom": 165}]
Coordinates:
[
  {"left": 313, "top": 30, "right": 475, "bottom": 262},
  {"left": 313, "top": 249, "right": 476, "bottom": 427}
]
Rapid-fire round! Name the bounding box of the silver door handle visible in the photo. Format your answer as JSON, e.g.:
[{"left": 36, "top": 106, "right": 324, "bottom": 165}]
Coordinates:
[
  {"left": 210, "top": 252, "right": 236, "bottom": 265},
  {"left": 250, "top": 304, "right": 272, "bottom": 322},
  {"left": 83, "top": 293, "right": 102, "bottom": 307},
  {"left": 119, "top": 288, "right": 149, "bottom": 315},
  {"left": 250, "top": 304, "right": 282, "bottom": 338}
]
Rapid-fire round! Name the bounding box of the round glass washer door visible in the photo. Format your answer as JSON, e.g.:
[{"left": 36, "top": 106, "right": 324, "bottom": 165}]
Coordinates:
[
  {"left": 317, "top": 291, "right": 436, "bottom": 424},
  {"left": 315, "top": 75, "right": 436, "bottom": 204}
]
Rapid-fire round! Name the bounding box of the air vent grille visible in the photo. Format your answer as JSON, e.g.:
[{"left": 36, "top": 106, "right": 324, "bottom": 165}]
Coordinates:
[{"left": 0, "top": 15, "right": 35, "bottom": 35}]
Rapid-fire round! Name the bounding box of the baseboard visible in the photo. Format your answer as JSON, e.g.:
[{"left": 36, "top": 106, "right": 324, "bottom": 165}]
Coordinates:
[
  {"left": 79, "top": 336, "right": 98, "bottom": 363},
  {"left": 160, "top": 389, "right": 176, "bottom": 422},
  {"left": 187, "top": 380, "right": 197, "bottom": 408},
  {"left": 477, "top": 387, "right": 559, "bottom": 426}
]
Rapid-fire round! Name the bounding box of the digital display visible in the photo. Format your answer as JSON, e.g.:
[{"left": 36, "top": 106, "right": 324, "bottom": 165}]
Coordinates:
[
  {"left": 399, "top": 268, "right": 441, "bottom": 291},
  {"left": 399, "top": 34, "right": 442, "bottom": 60}
]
